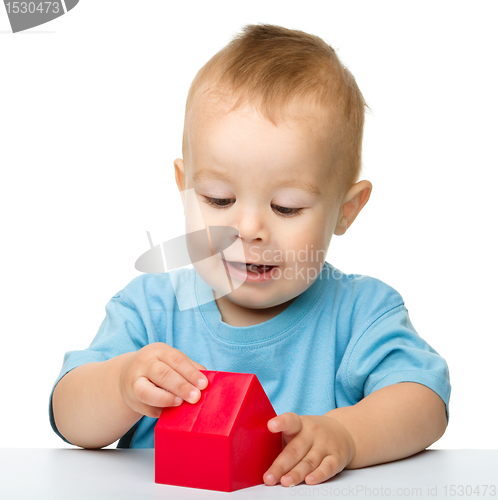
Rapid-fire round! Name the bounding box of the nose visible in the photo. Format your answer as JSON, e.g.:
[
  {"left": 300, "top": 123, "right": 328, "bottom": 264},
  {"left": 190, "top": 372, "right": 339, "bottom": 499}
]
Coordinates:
[{"left": 235, "top": 206, "right": 268, "bottom": 243}]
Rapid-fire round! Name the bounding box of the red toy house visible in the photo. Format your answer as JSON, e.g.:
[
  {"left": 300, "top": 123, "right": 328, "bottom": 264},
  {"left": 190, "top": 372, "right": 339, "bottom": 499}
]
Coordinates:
[{"left": 155, "top": 370, "right": 282, "bottom": 492}]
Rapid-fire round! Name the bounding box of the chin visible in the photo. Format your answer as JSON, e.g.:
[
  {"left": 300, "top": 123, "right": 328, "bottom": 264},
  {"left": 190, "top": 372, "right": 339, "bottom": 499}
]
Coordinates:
[{"left": 223, "top": 287, "right": 292, "bottom": 310}]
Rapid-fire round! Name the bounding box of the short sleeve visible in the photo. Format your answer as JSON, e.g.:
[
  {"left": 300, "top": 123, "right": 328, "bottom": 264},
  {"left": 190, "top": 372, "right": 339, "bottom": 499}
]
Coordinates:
[
  {"left": 49, "top": 293, "right": 149, "bottom": 444},
  {"left": 340, "top": 303, "right": 451, "bottom": 423}
]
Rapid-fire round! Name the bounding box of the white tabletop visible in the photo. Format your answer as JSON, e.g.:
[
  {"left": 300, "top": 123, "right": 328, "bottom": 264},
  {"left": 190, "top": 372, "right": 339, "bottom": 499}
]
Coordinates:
[{"left": 1, "top": 449, "right": 497, "bottom": 499}]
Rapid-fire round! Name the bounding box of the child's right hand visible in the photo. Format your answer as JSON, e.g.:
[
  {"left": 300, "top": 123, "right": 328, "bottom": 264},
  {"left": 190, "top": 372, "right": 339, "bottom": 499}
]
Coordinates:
[{"left": 118, "top": 342, "right": 209, "bottom": 419}]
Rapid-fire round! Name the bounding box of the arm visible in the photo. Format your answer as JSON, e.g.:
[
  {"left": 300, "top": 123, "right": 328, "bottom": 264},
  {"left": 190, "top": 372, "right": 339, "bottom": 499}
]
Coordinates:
[
  {"left": 325, "top": 381, "right": 448, "bottom": 469},
  {"left": 52, "top": 344, "right": 209, "bottom": 450},
  {"left": 52, "top": 353, "right": 142, "bottom": 449},
  {"left": 264, "top": 381, "right": 447, "bottom": 487}
]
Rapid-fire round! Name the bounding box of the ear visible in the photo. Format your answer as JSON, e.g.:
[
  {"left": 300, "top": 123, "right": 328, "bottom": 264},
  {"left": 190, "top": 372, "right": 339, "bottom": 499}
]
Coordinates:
[
  {"left": 334, "top": 180, "right": 372, "bottom": 236},
  {"left": 174, "top": 158, "right": 186, "bottom": 214}
]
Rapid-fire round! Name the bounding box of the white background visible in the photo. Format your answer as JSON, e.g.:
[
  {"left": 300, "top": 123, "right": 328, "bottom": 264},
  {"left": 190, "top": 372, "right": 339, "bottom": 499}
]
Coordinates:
[{"left": 1, "top": 1, "right": 496, "bottom": 450}]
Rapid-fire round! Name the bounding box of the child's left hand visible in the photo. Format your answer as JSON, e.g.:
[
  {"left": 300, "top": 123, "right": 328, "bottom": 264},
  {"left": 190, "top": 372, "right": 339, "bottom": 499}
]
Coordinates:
[{"left": 264, "top": 413, "right": 356, "bottom": 487}]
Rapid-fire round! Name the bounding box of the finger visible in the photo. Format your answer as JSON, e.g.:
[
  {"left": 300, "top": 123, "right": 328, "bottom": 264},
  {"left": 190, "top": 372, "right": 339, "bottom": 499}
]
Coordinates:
[
  {"left": 279, "top": 449, "right": 326, "bottom": 487},
  {"left": 268, "top": 412, "right": 302, "bottom": 436},
  {"left": 192, "top": 360, "right": 208, "bottom": 371},
  {"left": 159, "top": 346, "right": 209, "bottom": 391},
  {"left": 264, "top": 433, "right": 312, "bottom": 484},
  {"left": 304, "top": 454, "right": 345, "bottom": 485},
  {"left": 128, "top": 382, "right": 181, "bottom": 418},
  {"left": 133, "top": 376, "right": 183, "bottom": 407},
  {"left": 147, "top": 360, "right": 202, "bottom": 404},
  {"left": 264, "top": 440, "right": 312, "bottom": 486}
]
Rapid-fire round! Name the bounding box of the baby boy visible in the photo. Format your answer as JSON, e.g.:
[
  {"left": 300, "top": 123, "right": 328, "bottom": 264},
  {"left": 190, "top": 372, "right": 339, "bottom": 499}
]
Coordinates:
[{"left": 50, "top": 24, "right": 451, "bottom": 488}]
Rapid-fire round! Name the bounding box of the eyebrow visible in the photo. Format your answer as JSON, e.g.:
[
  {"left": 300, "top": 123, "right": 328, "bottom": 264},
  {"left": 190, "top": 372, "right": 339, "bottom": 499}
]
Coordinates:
[{"left": 192, "top": 169, "right": 322, "bottom": 196}]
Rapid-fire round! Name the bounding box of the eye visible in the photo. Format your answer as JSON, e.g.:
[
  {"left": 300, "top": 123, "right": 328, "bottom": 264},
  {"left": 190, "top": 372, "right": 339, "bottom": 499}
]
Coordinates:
[
  {"left": 203, "top": 197, "right": 303, "bottom": 217},
  {"left": 203, "top": 197, "right": 234, "bottom": 209},
  {"left": 271, "top": 204, "right": 303, "bottom": 217}
]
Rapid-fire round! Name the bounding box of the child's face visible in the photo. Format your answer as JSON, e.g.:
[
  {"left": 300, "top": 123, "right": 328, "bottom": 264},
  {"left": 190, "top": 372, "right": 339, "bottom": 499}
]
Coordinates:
[{"left": 175, "top": 101, "right": 348, "bottom": 312}]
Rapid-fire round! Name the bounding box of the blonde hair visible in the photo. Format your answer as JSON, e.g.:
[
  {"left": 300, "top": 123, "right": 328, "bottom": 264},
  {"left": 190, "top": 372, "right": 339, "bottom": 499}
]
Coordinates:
[{"left": 182, "top": 23, "right": 368, "bottom": 197}]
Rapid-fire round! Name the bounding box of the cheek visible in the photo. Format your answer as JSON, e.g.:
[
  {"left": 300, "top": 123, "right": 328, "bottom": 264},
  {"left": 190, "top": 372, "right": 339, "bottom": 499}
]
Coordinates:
[
  {"left": 279, "top": 230, "right": 326, "bottom": 265},
  {"left": 188, "top": 195, "right": 218, "bottom": 224},
  {"left": 292, "top": 219, "right": 328, "bottom": 247},
  {"left": 197, "top": 207, "right": 229, "bottom": 231}
]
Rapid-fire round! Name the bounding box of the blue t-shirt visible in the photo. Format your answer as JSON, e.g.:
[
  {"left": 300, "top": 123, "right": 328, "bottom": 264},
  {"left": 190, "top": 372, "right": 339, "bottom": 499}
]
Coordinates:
[{"left": 49, "top": 262, "right": 451, "bottom": 448}]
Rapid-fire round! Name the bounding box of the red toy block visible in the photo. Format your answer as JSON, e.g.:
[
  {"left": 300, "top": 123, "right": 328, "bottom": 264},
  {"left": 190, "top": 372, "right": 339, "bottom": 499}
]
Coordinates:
[{"left": 155, "top": 370, "right": 282, "bottom": 492}]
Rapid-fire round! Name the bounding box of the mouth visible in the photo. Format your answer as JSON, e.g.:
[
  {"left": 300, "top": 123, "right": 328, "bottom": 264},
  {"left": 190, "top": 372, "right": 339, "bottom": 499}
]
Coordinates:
[{"left": 224, "top": 260, "right": 277, "bottom": 274}]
